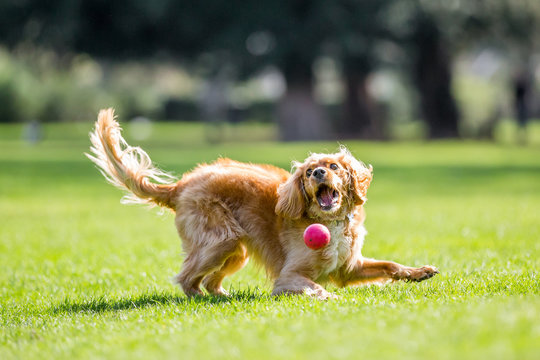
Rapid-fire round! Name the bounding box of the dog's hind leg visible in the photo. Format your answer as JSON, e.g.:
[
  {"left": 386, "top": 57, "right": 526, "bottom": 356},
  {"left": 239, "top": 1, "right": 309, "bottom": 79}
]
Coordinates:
[
  {"left": 175, "top": 238, "right": 241, "bottom": 297},
  {"left": 174, "top": 252, "right": 206, "bottom": 296},
  {"left": 174, "top": 198, "right": 247, "bottom": 297},
  {"left": 202, "top": 243, "right": 249, "bottom": 296}
]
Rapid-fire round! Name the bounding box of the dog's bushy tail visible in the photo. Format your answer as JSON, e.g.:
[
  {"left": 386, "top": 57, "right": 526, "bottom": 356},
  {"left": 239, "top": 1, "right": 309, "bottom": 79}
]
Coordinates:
[{"left": 86, "top": 108, "right": 178, "bottom": 209}]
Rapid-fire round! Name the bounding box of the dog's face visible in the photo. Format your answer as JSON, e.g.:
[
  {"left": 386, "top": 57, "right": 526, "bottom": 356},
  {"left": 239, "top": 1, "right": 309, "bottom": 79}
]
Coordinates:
[{"left": 276, "top": 148, "right": 373, "bottom": 220}]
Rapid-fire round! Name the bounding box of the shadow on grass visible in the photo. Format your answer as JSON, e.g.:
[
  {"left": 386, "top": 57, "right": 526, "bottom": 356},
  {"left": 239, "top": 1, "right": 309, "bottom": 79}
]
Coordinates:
[{"left": 51, "top": 289, "right": 267, "bottom": 315}]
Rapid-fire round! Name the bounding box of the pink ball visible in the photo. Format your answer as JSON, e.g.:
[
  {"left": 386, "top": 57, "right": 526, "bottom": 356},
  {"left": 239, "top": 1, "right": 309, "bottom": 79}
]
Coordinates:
[{"left": 303, "top": 224, "right": 331, "bottom": 250}]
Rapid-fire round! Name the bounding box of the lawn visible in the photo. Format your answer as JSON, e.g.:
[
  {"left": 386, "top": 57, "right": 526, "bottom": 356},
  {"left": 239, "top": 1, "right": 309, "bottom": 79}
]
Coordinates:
[{"left": 1, "top": 121, "right": 539, "bottom": 359}]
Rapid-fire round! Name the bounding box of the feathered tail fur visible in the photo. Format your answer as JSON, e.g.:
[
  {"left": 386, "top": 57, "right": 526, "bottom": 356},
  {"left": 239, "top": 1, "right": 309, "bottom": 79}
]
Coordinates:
[{"left": 86, "top": 108, "right": 178, "bottom": 209}]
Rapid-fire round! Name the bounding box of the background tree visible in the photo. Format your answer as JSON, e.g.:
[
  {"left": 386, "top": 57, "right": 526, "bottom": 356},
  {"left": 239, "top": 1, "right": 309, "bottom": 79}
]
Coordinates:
[
  {"left": 326, "top": 0, "right": 396, "bottom": 139},
  {"left": 406, "top": 0, "right": 540, "bottom": 138},
  {"left": 0, "top": 0, "right": 538, "bottom": 139},
  {"left": 410, "top": 7, "right": 460, "bottom": 138}
]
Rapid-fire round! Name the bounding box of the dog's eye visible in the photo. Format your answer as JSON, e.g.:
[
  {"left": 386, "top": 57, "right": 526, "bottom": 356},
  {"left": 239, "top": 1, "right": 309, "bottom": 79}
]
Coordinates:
[
  {"left": 306, "top": 169, "right": 313, "bottom": 177},
  {"left": 330, "top": 163, "right": 339, "bottom": 170}
]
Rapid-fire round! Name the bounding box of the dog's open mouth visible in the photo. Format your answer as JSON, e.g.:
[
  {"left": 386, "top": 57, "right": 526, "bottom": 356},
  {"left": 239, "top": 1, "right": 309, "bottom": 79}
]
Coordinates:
[{"left": 316, "top": 185, "right": 339, "bottom": 211}]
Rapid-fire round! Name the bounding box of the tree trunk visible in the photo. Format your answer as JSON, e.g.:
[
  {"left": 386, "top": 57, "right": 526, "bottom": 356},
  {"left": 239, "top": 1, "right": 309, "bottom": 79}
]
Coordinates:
[
  {"left": 276, "top": 58, "right": 329, "bottom": 141},
  {"left": 412, "top": 15, "right": 460, "bottom": 139},
  {"left": 342, "top": 66, "right": 376, "bottom": 138}
]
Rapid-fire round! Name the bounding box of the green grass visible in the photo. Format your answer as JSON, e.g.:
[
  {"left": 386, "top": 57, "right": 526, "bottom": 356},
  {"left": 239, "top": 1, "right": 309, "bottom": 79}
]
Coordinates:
[{"left": 1, "top": 122, "right": 539, "bottom": 359}]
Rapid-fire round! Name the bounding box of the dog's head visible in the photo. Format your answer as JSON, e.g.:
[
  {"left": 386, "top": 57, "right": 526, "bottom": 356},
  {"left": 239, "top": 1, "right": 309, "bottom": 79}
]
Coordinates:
[{"left": 276, "top": 147, "right": 373, "bottom": 220}]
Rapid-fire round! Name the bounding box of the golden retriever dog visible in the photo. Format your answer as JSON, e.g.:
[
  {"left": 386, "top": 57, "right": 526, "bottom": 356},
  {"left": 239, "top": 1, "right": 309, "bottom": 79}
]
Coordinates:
[{"left": 88, "top": 109, "right": 438, "bottom": 299}]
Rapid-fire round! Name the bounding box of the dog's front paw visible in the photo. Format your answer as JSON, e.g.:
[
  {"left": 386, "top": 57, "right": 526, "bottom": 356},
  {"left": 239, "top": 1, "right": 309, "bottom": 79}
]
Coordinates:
[
  {"left": 304, "top": 287, "right": 339, "bottom": 300},
  {"left": 317, "top": 290, "right": 339, "bottom": 300},
  {"left": 392, "top": 265, "right": 439, "bottom": 282},
  {"left": 407, "top": 265, "right": 439, "bottom": 282}
]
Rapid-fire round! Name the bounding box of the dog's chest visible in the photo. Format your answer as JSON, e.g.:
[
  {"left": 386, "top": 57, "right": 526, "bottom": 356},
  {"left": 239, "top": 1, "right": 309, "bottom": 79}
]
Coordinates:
[{"left": 318, "top": 222, "right": 353, "bottom": 275}]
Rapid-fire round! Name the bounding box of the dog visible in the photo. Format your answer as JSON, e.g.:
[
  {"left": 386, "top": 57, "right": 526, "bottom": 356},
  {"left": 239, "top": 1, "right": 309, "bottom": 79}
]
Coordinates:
[{"left": 87, "top": 108, "right": 438, "bottom": 299}]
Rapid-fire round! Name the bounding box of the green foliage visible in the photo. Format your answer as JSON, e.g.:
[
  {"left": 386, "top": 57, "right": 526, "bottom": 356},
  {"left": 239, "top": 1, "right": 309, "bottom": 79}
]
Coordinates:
[
  {"left": 418, "top": 0, "right": 540, "bottom": 51},
  {"left": 1, "top": 122, "right": 539, "bottom": 359},
  {"left": 0, "top": 49, "right": 184, "bottom": 123}
]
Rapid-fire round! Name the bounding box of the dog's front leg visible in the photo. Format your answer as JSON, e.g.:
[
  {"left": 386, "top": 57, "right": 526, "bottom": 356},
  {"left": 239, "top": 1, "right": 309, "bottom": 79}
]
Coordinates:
[
  {"left": 336, "top": 258, "right": 439, "bottom": 286},
  {"left": 272, "top": 272, "right": 335, "bottom": 300}
]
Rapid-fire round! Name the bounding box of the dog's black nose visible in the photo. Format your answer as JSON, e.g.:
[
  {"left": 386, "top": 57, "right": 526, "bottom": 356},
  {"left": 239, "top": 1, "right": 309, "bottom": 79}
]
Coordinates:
[{"left": 313, "top": 168, "right": 326, "bottom": 180}]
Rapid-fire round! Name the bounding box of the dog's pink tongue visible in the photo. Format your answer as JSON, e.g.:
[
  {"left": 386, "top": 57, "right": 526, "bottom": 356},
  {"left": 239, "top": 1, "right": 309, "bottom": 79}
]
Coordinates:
[{"left": 319, "top": 188, "right": 334, "bottom": 207}]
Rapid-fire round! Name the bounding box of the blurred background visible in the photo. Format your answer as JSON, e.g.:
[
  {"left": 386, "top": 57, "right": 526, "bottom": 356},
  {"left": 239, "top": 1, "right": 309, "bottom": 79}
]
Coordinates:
[{"left": 0, "top": 0, "right": 539, "bottom": 143}]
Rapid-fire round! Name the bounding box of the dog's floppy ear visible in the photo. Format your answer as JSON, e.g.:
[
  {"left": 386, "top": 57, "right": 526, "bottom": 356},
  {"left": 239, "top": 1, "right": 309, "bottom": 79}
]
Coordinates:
[
  {"left": 351, "top": 163, "right": 373, "bottom": 205},
  {"left": 276, "top": 164, "right": 306, "bottom": 219},
  {"left": 340, "top": 147, "right": 373, "bottom": 205}
]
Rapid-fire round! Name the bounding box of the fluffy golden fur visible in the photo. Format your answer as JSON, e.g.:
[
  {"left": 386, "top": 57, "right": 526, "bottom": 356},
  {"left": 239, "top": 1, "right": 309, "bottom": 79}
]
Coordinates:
[{"left": 88, "top": 109, "right": 438, "bottom": 299}]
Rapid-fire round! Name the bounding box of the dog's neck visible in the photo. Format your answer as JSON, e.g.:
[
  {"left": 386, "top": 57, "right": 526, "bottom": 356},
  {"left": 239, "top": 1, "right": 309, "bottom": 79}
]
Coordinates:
[{"left": 314, "top": 211, "right": 354, "bottom": 229}]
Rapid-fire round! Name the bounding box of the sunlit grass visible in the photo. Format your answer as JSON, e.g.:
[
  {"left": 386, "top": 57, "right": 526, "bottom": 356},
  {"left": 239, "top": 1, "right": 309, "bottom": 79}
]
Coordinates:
[{"left": 1, "top": 122, "right": 539, "bottom": 359}]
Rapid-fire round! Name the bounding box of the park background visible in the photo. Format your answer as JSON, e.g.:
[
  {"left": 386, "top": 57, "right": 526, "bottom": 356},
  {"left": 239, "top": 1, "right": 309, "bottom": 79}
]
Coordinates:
[
  {"left": 1, "top": 1, "right": 539, "bottom": 359},
  {"left": 0, "top": 0, "right": 539, "bottom": 142}
]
